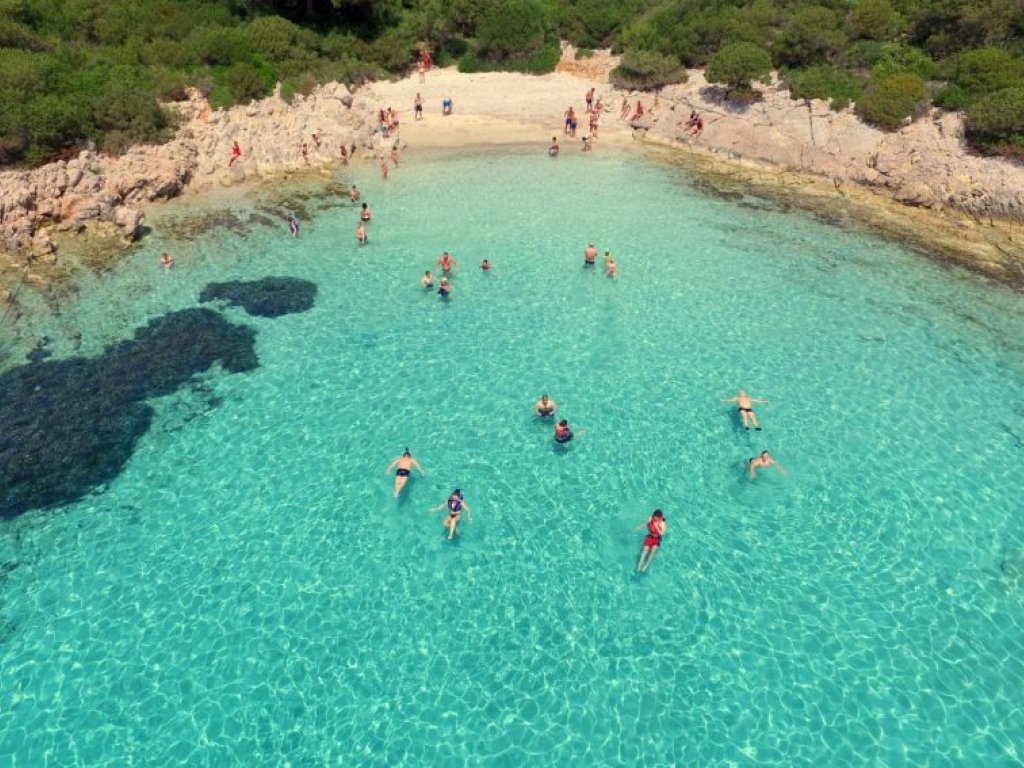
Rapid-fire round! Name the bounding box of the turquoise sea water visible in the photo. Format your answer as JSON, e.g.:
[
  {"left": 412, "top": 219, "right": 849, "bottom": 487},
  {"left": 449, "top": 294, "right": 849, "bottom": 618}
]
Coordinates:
[{"left": 2, "top": 147, "right": 1024, "bottom": 766}]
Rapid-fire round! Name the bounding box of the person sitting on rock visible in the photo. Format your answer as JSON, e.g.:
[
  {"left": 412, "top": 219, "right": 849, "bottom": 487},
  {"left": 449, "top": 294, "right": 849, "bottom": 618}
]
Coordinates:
[{"left": 228, "top": 141, "right": 241, "bottom": 167}]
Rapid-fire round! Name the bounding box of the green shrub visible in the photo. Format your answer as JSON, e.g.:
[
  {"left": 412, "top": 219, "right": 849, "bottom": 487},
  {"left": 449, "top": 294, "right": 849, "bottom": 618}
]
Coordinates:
[
  {"left": 224, "top": 60, "right": 275, "bottom": 104},
  {"left": 207, "top": 83, "right": 234, "bottom": 110},
  {"left": 152, "top": 68, "right": 189, "bottom": 101},
  {"left": 965, "top": 86, "right": 1024, "bottom": 151},
  {"left": 856, "top": 71, "right": 927, "bottom": 129},
  {"left": 869, "top": 43, "right": 936, "bottom": 81},
  {"left": 280, "top": 72, "right": 319, "bottom": 104},
  {"left": 776, "top": 6, "right": 846, "bottom": 67},
  {"left": 948, "top": 48, "right": 1024, "bottom": 96},
  {"left": 851, "top": 0, "right": 899, "bottom": 41},
  {"left": 575, "top": 48, "right": 595, "bottom": 60},
  {"left": 477, "top": 0, "right": 552, "bottom": 62},
  {"left": 706, "top": 42, "right": 772, "bottom": 91},
  {"left": 785, "top": 65, "right": 862, "bottom": 110},
  {"left": 933, "top": 83, "right": 968, "bottom": 110},
  {"left": 609, "top": 48, "right": 687, "bottom": 90}
]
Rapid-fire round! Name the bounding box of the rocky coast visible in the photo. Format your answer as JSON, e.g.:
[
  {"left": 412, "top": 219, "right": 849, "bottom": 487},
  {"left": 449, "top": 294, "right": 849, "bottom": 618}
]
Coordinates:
[{"left": 1, "top": 45, "right": 1022, "bottom": 311}]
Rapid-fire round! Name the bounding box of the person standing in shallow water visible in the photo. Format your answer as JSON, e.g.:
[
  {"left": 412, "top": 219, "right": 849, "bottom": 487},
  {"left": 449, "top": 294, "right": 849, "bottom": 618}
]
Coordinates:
[
  {"left": 386, "top": 448, "right": 425, "bottom": 498},
  {"left": 634, "top": 509, "right": 666, "bottom": 573},
  {"left": 534, "top": 394, "right": 557, "bottom": 418},
  {"left": 722, "top": 389, "right": 767, "bottom": 431},
  {"left": 584, "top": 243, "right": 597, "bottom": 266}
]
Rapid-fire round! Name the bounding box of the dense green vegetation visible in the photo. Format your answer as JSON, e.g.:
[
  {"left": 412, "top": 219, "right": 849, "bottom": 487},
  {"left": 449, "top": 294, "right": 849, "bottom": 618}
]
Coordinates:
[{"left": 1, "top": 0, "right": 1023, "bottom": 166}]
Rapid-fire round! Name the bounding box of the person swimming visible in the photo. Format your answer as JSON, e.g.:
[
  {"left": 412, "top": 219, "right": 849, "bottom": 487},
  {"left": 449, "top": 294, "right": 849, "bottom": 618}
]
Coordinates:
[
  {"left": 438, "top": 276, "right": 452, "bottom": 299},
  {"left": 534, "top": 394, "right": 558, "bottom": 418},
  {"left": 432, "top": 489, "right": 472, "bottom": 539},
  {"left": 722, "top": 389, "right": 767, "bottom": 431},
  {"left": 748, "top": 450, "right": 786, "bottom": 480},
  {"left": 481, "top": 259, "right": 491, "bottom": 271},
  {"left": 634, "top": 509, "right": 666, "bottom": 573},
  {"left": 385, "top": 448, "right": 425, "bottom": 498},
  {"left": 422, "top": 270, "right": 434, "bottom": 289}
]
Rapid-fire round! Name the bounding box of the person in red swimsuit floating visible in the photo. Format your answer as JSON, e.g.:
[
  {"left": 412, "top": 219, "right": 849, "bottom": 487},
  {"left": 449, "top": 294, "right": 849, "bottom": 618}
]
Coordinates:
[{"left": 634, "top": 509, "right": 667, "bottom": 573}]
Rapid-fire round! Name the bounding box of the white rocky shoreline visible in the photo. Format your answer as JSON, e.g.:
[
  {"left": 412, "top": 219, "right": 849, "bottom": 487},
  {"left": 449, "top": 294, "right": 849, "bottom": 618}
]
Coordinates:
[{"left": 1, "top": 48, "right": 1023, "bottom": 296}]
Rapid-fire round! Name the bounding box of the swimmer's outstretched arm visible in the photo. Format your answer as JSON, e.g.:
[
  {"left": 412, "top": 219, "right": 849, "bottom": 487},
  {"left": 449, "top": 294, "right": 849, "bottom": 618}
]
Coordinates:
[
  {"left": 411, "top": 459, "right": 426, "bottom": 475},
  {"left": 721, "top": 397, "right": 739, "bottom": 403},
  {"left": 385, "top": 458, "right": 399, "bottom": 474},
  {"left": 462, "top": 503, "right": 473, "bottom": 522},
  {"left": 772, "top": 462, "right": 788, "bottom": 475}
]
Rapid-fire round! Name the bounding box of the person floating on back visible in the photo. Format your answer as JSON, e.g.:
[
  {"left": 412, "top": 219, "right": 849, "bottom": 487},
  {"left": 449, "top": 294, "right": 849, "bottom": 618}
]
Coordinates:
[
  {"left": 432, "top": 489, "right": 472, "bottom": 540},
  {"left": 722, "top": 389, "right": 767, "bottom": 431},
  {"left": 386, "top": 448, "right": 425, "bottom": 498},
  {"left": 634, "top": 509, "right": 667, "bottom": 573},
  {"left": 748, "top": 450, "right": 786, "bottom": 480}
]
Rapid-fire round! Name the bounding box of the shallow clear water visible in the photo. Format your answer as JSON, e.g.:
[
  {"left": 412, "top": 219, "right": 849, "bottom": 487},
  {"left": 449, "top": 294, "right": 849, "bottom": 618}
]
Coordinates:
[{"left": 2, "top": 147, "right": 1024, "bottom": 766}]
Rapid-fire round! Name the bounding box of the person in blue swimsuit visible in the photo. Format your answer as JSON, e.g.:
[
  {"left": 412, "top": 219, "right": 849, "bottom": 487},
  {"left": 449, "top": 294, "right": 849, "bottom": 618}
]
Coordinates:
[
  {"left": 432, "top": 489, "right": 472, "bottom": 539},
  {"left": 438, "top": 276, "right": 452, "bottom": 300}
]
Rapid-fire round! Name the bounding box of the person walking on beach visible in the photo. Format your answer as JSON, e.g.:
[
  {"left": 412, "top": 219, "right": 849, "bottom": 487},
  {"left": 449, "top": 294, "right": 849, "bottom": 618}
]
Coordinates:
[
  {"left": 748, "top": 450, "right": 786, "bottom": 480},
  {"left": 585, "top": 87, "right": 595, "bottom": 112},
  {"left": 381, "top": 156, "right": 389, "bottom": 179},
  {"left": 432, "top": 489, "right": 472, "bottom": 540},
  {"left": 630, "top": 100, "right": 645, "bottom": 121},
  {"left": 417, "top": 59, "right": 425, "bottom": 83},
  {"left": 228, "top": 141, "right": 242, "bottom": 167},
  {"left": 634, "top": 509, "right": 666, "bottom": 573},
  {"left": 584, "top": 243, "right": 597, "bottom": 266},
  {"left": 414, "top": 92, "right": 423, "bottom": 120},
  {"left": 620, "top": 97, "right": 630, "bottom": 120},
  {"left": 391, "top": 146, "right": 400, "bottom": 168},
  {"left": 386, "top": 448, "right": 425, "bottom": 498},
  {"left": 339, "top": 144, "right": 349, "bottom": 165},
  {"left": 722, "top": 389, "right": 767, "bottom": 431},
  {"left": 534, "top": 394, "right": 558, "bottom": 418}
]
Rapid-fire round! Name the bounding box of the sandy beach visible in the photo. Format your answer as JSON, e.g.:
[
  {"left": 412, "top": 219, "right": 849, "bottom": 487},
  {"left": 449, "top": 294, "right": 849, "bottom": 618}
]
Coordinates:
[{"left": 1, "top": 46, "right": 1023, "bottom": 304}]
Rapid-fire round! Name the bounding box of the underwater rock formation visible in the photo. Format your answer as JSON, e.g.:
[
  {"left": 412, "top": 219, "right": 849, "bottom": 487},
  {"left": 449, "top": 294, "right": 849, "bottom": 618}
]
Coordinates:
[
  {"left": 199, "top": 276, "right": 317, "bottom": 318},
  {"left": 0, "top": 308, "right": 258, "bottom": 519}
]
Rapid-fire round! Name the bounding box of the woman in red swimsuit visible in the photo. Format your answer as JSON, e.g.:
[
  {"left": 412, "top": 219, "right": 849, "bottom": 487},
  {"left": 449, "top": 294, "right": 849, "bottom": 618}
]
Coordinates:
[{"left": 634, "top": 509, "right": 666, "bottom": 573}]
